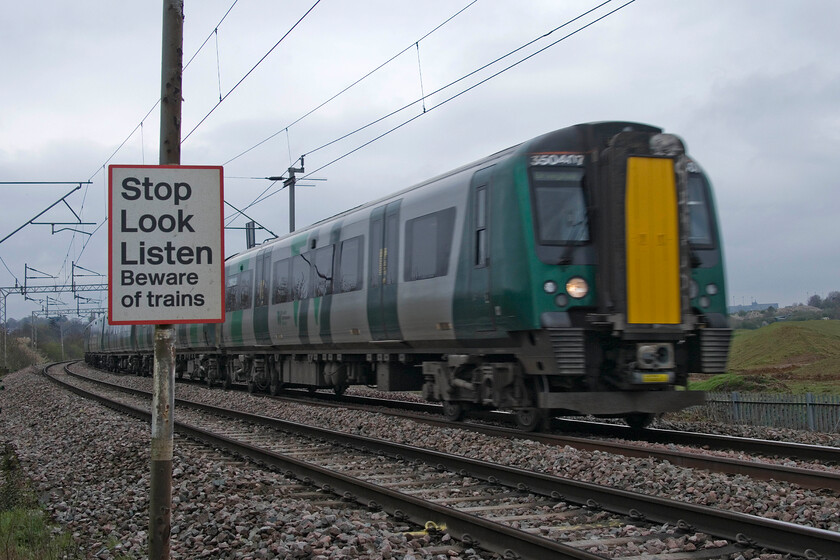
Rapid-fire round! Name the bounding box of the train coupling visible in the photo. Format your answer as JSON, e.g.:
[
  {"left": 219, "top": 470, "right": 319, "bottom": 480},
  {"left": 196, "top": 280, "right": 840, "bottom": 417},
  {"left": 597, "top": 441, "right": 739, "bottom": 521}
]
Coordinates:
[{"left": 628, "top": 343, "right": 675, "bottom": 385}]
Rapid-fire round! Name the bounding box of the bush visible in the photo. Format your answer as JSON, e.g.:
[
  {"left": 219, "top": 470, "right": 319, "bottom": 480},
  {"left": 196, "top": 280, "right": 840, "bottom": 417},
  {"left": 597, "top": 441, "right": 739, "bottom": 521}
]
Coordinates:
[{"left": 2, "top": 339, "right": 47, "bottom": 373}]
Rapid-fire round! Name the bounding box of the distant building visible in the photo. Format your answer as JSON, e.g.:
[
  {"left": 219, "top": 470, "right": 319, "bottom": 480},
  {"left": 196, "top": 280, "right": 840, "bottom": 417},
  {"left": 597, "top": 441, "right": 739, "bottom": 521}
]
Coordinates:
[{"left": 728, "top": 301, "right": 780, "bottom": 313}]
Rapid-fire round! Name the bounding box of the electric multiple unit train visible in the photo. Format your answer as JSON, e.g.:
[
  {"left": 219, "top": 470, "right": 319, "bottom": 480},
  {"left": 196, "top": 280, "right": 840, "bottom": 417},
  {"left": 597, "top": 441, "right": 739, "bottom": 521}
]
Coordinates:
[{"left": 85, "top": 121, "right": 731, "bottom": 430}]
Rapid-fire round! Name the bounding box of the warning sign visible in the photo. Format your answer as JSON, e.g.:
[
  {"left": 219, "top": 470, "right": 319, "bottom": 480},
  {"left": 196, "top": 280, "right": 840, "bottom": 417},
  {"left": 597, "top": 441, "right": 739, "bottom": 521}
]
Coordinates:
[{"left": 108, "top": 165, "right": 224, "bottom": 325}]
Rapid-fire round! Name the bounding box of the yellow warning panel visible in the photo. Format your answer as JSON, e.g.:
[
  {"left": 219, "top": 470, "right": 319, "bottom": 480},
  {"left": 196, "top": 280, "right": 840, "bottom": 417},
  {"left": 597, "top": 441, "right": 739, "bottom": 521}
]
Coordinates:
[{"left": 625, "top": 157, "right": 680, "bottom": 324}]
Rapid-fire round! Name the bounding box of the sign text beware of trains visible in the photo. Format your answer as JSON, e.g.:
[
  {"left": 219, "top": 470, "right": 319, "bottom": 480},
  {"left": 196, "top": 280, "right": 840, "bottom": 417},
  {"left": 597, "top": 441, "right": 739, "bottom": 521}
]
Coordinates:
[{"left": 108, "top": 165, "right": 224, "bottom": 325}]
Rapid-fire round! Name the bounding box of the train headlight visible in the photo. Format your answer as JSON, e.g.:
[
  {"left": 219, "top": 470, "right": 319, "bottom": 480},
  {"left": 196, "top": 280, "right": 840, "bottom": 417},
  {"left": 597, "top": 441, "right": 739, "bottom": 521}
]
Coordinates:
[
  {"left": 554, "top": 294, "right": 568, "bottom": 307},
  {"left": 705, "top": 283, "right": 718, "bottom": 295},
  {"left": 566, "top": 277, "right": 588, "bottom": 299},
  {"left": 699, "top": 296, "right": 710, "bottom": 308},
  {"left": 543, "top": 281, "right": 558, "bottom": 294},
  {"left": 690, "top": 280, "right": 699, "bottom": 299}
]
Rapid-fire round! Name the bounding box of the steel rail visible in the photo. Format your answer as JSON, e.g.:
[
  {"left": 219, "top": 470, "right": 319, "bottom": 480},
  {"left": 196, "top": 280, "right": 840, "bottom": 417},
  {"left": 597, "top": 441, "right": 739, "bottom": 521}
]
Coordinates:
[
  {"left": 71, "top": 365, "right": 840, "bottom": 489},
  {"left": 215, "top": 386, "right": 840, "bottom": 489},
  {"left": 56, "top": 365, "right": 840, "bottom": 560},
  {"left": 297, "top": 390, "right": 840, "bottom": 463}
]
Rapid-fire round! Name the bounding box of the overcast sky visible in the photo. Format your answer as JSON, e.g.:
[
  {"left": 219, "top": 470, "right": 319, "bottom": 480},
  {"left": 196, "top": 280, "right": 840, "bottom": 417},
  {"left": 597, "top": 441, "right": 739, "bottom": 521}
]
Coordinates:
[{"left": 1, "top": 0, "right": 838, "bottom": 320}]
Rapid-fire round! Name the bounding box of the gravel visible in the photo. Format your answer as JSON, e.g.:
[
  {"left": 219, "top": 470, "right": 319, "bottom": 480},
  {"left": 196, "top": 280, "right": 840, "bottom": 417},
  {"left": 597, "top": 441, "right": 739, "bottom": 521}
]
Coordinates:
[
  {"left": 0, "top": 367, "right": 492, "bottom": 559},
  {"left": 2, "top": 364, "right": 839, "bottom": 559}
]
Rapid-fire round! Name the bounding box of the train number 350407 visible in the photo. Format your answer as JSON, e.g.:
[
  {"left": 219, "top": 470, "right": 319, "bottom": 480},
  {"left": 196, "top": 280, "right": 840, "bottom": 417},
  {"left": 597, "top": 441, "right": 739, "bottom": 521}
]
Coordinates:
[{"left": 529, "top": 153, "right": 585, "bottom": 166}]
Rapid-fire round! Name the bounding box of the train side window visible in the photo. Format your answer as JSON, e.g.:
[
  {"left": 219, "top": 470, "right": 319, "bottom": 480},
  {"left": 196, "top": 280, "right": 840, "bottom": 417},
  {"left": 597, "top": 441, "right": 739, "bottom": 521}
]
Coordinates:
[
  {"left": 385, "top": 213, "right": 399, "bottom": 285},
  {"left": 254, "top": 252, "right": 271, "bottom": 307},
  {"left": 370, "top": 218, "right": 383, "bottom": 288},
  {"left": 225, "top": 272, "right": 239, "bottom": 312},
  {"left": 338, "top": 236, "right": 363, "bottom": 293},
  {"left": 237, "top": 269, "right": 253, "bottom": 310},
  {"left": 687, "top": 175, "right": 713, "bottom": 247},
  {"left": 272, "top": 258, "right": 290, "bottom": 304},
  {"left": 313, "top": 245, "right": 334, "bottom": 297},
  {"left": 475, "top": 186, "right": 488, "bottom": 267},
  {"left": 291, "top": 254, "right": 311, "bottom": 300},
  {"left": 405, "top": 207, "right": 456, "bottom": 281}
]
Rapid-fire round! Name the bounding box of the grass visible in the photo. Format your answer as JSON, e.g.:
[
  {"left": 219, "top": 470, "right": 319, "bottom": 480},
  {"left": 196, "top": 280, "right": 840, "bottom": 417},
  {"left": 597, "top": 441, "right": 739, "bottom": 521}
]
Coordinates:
[
  {"left": 689, "top": 320, "right": 840, "bottom": 394},
  {"left": 0, "top": 510, "right": 77, "bottom": 560},
  {"left": 0, "top": 443, "right": 81, "bottom": 560}
]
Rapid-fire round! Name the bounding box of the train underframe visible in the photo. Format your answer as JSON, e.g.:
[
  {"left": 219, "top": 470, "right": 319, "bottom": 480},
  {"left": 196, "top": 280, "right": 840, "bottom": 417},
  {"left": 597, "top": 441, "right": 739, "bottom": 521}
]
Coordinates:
[{"left": 85, "top": 324, "right": 718, "bottom": 431}]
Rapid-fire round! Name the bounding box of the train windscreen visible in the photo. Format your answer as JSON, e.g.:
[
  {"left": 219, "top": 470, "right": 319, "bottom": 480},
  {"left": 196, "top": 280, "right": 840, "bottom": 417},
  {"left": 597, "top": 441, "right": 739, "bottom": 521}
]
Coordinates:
[{"left": 530, "top": 167, "right": 589, "bottom": 244}]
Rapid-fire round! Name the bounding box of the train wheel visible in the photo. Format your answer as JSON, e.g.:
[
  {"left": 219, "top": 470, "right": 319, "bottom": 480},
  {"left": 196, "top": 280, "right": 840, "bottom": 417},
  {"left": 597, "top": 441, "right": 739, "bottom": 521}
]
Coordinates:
[
  {"left": 442, "top": 401, "right": 464, "bottom": 422},
  {"left": 333, "top": 384, "right": 347, "bottom": 396},
  {"left": 247, "top": 380, "right": 255, "bottom": 394},
  {"left": 269, "top": 380, "right": 282, "bottom": 396},
  {"left": 514, "top": 408, "right": 545, "bottom": 432},
  {"left": 624, "top": 413, "right": 654, "bottom": 430},
  {"left": 223, "top": 372, "right": 232, "bottom": 390}
]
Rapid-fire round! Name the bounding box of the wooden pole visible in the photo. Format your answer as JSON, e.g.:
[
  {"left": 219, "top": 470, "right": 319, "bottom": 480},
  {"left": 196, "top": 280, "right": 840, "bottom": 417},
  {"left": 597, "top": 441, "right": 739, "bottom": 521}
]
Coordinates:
[{"left": 150, "top": 1, "right": 183, "bottom": 558}]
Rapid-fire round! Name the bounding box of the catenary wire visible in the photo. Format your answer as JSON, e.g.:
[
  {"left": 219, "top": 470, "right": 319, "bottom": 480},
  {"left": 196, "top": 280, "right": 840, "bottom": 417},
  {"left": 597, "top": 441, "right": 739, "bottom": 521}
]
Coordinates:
[
  {"left": 181, "top": 0, "right": 323, "bottom": 145},
  {"left": 54, "top": 0, "right": 242, "bottom": 286},
  {"left": 303, "top": 0, "right": 635, "bottom": 179},
  {"left": 249, "top": 0, "right": 632, "bottom": 209},
  {"left": 302, "top": 0, "right": 615, "bottom": 159},
  {"left": 222, "top": 0, "right": 479, "bottom": 167}
]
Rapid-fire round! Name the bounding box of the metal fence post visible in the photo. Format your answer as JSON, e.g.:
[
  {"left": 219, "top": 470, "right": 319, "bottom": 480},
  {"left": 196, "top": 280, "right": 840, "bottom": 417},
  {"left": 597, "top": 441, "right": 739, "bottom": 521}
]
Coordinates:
[
  {"left": 731, "top": 391, "right": 741, "bottom": 424},
  {"left": 806, "top": 392, "right": 815, "bottom": 432}
]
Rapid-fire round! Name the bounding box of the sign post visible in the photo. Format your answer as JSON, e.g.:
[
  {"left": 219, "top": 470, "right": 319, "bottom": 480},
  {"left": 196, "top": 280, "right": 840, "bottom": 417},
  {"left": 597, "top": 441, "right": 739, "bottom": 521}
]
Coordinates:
[
  {"left": 107, "top": 164, "right": 224, "bottom": 560},
  {"left": 111, "top": 3, "right": 220, "bottom": 559}
]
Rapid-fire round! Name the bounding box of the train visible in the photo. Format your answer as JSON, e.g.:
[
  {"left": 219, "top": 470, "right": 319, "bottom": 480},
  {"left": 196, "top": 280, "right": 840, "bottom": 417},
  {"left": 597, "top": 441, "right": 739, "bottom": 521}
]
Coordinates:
[{"left": 85, "top": 121, "right": 731, "bottom": 430}]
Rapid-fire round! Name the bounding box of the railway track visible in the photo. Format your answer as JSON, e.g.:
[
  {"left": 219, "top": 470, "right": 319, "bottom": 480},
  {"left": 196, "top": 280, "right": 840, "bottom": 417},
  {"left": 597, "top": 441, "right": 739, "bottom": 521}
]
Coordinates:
[
  {"left": 48, "top": 363, "right": 840, "bottom": 559},
  {"left": 292, "top": 389, "right": 840, "bottom": 462},
  {"left": 168, "top": 372, "right": 840, "bottom": 491}
]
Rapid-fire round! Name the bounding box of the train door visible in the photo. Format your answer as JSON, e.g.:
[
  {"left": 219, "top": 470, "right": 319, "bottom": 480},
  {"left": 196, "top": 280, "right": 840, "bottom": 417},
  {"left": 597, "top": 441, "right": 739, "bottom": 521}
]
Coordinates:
[
  {"left": 367, "top": 201, "right": 403, "bottom": 340},
  {"left": 253, "top": 247, "right": 273, "bottom": 345},
  {"left": 469, "top": 167, "right": 496, "bottom": 332}
]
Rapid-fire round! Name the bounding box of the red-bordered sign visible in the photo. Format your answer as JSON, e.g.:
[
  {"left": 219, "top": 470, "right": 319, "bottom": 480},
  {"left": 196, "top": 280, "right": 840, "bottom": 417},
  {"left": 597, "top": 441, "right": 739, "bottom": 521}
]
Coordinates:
[{"left": 108, "top": 165, "right": 225, "bottom": 325}]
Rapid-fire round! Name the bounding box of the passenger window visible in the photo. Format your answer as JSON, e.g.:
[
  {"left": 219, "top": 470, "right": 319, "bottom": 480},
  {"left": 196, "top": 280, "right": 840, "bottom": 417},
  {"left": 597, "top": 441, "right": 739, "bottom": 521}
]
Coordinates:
[
  {"left": 405, "top": 207, "right": 456, "bottom": 281},
  {"left": 272, "top": 258, "right": 290, "bottom": 304},
  {"left": 385, "top": 213, "right": 399, "bottom": 285},
  {"left": 237, "top": 269, "right": 253, "bottom": 310},
  {"left": 225, "top": 272, "right": 239, "bottom": 312},
  {"left": 338, "top": 236, "right": 363, "bottom": 293},
  {"left": 254, "top": 252, "right": 271, "bottom": 307},
  {"left": 313, "top": 245, "right": 334, "bottom": 297},
  {"left": 291, "top": 254, "right": 311, "bottom": 300}
]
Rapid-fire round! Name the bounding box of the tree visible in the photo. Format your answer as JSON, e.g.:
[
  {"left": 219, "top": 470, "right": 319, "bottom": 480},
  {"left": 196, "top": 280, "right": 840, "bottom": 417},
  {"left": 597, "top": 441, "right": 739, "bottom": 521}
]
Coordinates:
[{"left": 808, "top": 294, "right": 823, "bottom": 308}]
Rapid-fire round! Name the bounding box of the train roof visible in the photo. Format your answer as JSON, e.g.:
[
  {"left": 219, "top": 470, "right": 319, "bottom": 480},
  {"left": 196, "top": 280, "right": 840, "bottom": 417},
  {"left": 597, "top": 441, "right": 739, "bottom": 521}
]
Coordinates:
[{"left": 226, "top": 121, "right": 662, "bottom": 261}]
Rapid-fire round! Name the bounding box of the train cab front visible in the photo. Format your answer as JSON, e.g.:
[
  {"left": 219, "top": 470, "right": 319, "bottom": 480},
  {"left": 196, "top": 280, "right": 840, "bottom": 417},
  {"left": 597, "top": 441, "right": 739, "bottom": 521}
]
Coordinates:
[{"left": 523, "top": 123, "right": 731, "bottom": 426}]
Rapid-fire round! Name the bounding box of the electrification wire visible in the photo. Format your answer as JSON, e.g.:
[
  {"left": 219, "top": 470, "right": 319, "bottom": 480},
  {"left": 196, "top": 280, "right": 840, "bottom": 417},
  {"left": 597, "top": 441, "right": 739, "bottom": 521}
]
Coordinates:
[
  {"left": 0, "top": 254, "right": 20, "bottom": 284},
  {"left": 222, "top": 0, "right": 479, "bottom": 167},
  {"left": 250, "top": 0, "right": 634, "bottom": 209},
  {"left": 184, "top": 0, "right": 239, "bottom": 72},
  {"left": 181, "top": 0, "right": 323, "bottom": 145},
  {"left": 56, "top": 0, "right": 241, "bottom": 285},
  {"left": 223, "top": 1, "right": 480, "bottom": 224},
  {"left": 303, "top": 0, "right": 614, "bottom": 159}
]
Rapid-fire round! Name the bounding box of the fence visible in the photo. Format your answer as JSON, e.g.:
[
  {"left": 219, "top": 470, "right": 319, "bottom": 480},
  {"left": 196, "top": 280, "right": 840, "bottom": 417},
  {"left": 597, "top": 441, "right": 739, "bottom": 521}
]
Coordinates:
[{"left": 699, "top": 392, "right": 840, "bottom": 432}]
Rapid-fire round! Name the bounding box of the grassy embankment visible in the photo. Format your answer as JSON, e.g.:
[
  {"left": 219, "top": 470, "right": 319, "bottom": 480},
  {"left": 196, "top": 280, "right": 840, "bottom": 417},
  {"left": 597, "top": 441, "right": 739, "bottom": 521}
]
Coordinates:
[
  {"left": 690, "top": 320, "right": 840, "bottom": 394},
  {"left": 0, "top": 440, "right": 79, "bottom": 560}
]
